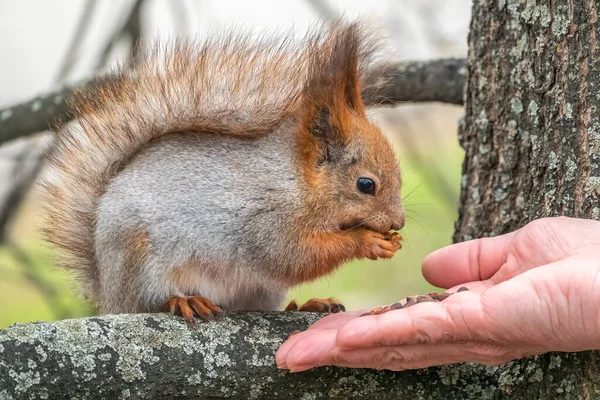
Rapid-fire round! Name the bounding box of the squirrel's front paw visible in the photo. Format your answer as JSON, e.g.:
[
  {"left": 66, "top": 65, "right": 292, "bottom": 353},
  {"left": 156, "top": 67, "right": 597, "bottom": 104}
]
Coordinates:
[
  {"left": 358, "top": 230, "right": 402, "bottom": 260},
  {"left": 163, "top": 296, "right": 223, "bottom": 328}
]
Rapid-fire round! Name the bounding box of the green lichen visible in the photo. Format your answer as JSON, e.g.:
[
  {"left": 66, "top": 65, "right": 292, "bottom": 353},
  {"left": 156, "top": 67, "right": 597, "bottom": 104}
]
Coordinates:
[
  {"left": 538, "top": 5, "right": 552, "bottom": 27},
  {"left": 472, "top": 187, "right": 481, "bottom": 202},
  {"left": 1, "top": 314, "right": 597, "bottom": 399},
  {"left": 528, "top": 100, "right": 539, "bottom": 125},
  {"left": 548, "top": 355, "right": 562, "bottom": 370},
  {"left": 565, "top": 103, "right": 573, "bottom": 120},
  {"left": 0, "top": 109, "right": 12, "bottom": 121},
  {"left": 516, "top": 194, "right": 525, "bottom": 208},
  {"left": 551, "top": 10, "right": 570, "bottom": 37},
  {"left": 586, "top": 177, "right": 600, "bottom": 197},
  {"left": 565, "top": 157, "right": 577, "bottom": 181},
  {"left": 548, "top": 151, "right": 558, "bottom": 170},
  {"left": 511, "top": 98, "right": 524, "bottom": 115}
]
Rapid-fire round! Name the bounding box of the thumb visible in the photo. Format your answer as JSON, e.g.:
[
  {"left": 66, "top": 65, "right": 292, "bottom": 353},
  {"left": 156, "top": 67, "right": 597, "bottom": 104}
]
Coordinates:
[{"left": 422, "top": 231, "right": 517, "bottom": 288}]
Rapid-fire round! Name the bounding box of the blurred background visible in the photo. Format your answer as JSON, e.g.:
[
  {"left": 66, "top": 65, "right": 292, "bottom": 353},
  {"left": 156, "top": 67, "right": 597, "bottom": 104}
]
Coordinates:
[{"left": 0, "top": 0, "right": 471, "bottom": 328}]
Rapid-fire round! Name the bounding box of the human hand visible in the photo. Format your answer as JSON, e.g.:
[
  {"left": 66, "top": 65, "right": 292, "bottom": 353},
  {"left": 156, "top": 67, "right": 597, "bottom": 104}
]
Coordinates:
[{"left": 276, "top": 217, "right": 600, "bottom": 371}]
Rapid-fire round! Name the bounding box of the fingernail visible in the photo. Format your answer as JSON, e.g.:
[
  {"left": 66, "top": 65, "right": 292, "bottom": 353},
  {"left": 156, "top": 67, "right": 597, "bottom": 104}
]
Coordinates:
[
  {"left": 289, "top": 365, "right": 310, "bottom": 373},
  {"left": 277, "top": 362, "right": 288, "bottom": 369}
]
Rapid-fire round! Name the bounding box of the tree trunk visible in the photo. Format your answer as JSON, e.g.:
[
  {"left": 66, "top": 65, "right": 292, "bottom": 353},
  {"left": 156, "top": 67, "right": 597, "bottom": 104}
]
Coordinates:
[
  {"left": 455, "top": 0, "right": 600, "bottom": 395},
  {"left": 456, "top": 0, "right": 600, "bottom": 240}
]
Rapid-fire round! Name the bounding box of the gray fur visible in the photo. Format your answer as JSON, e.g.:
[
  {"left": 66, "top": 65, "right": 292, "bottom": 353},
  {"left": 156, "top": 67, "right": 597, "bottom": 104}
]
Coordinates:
[{"left": 96, "top": 123, "right": 301, "bottom": 312}]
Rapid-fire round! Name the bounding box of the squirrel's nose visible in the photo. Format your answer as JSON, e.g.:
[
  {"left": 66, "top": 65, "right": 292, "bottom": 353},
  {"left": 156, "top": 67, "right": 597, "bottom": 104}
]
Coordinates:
[{"left": 390, "top": 216, "right": 405, "bottom": 231}]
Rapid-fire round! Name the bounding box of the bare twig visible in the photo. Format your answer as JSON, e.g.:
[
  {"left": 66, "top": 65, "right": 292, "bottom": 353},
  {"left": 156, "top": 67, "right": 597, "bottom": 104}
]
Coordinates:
[
  {"left": 168, "top": 0, "right": 197, "bottom": 35},
  {"left": 0, "top": 137, "right": 49, "bottom": 244},
  {"left": 6, "top": 244, "right": 73, "bottom": 320},
  {"left": 0, "top": 83, "right": 78, "bottom": 145},
  {"left": 0, "top": 136, "right": 71, "bottom": 320},
  {"left": 304, "top": 0, "right": 338, "bottom": 19},
  {"left": 54, "top": 0, "right": 99, "bottom": 83},
  {"left": 96, "top": 0, "right": 146, "bottom": 70},
  {"left": 0, "top": 0, "right": 146, "bottom": 323}
]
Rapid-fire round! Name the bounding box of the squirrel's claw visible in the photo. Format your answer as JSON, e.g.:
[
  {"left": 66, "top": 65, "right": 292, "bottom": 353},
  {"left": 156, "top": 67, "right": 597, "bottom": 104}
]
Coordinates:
[
  {"left": 163, "top": 296, "right": 223, "bottom": 328},
  {"left": 285, "top": 297, "right": 345, "bottom": 313}
]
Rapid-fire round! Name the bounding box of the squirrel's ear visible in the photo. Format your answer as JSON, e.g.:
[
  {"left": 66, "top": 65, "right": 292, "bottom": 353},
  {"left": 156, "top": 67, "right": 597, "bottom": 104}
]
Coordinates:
[{"left": 300, "top": 24, "right": 365, "bottom": 144}]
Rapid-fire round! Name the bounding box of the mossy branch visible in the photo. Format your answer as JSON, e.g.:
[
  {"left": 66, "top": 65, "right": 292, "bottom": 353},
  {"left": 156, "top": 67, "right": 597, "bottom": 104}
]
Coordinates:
[{"left": 0, "top": 313, "right": 597, "bottom": 399}]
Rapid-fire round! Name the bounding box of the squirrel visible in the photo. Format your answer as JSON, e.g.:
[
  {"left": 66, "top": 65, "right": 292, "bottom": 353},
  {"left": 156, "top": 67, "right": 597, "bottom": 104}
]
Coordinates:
[{"left": 43, "top": 22, "right": 405, "bottom": 326}]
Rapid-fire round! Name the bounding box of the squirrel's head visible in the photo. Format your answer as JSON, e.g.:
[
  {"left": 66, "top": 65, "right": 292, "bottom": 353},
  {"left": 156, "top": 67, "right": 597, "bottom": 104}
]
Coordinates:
[{"left": 296, "top": 24, "right": 404, "bottom": 234}]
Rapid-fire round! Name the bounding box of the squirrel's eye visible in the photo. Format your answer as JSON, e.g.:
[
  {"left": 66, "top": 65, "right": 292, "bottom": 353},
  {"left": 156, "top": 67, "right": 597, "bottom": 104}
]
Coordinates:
[{"left": 357, "top": 177, "right": 376, "bottom": 196}]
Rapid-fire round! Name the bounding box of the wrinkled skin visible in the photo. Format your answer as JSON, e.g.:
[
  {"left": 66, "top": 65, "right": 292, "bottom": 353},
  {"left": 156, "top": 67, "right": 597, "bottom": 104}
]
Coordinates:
[{"left": 276, "top": 217, "right": 600, "bottom": 372}]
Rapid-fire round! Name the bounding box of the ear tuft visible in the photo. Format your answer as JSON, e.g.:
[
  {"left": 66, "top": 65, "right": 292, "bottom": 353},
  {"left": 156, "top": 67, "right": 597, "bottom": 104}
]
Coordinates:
[
  {"left": 300, "top": 23, "right": 366, "bottom": 144},
  {"left": 310, "top": 107, "right": 332, "bottom": 139}
]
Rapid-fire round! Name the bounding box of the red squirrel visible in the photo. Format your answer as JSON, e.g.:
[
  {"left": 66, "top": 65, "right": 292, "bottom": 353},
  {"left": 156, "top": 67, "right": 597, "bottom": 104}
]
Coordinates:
[{"left": 43, "top": 22, "right": 405, "bottom": 326}]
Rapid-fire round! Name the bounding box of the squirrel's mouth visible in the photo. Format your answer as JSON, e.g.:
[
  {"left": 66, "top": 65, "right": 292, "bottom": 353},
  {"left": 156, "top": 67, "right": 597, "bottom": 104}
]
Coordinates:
[{"left": 339, "top": 220, "right": 384, "bottom": 234}]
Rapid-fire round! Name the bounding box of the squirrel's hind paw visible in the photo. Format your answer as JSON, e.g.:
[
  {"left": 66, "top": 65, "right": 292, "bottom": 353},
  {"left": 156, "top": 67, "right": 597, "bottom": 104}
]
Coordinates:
[
  {"left": 163, "top": 296, "right": 223, "bottom": 328},
  {"left": 285, "top": 297, "right": 345, "bottom": 313}
]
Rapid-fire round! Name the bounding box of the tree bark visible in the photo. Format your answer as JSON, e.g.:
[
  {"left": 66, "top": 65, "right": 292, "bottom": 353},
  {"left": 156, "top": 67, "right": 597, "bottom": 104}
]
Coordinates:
[
  {"left": 362, "top": 58, "right": 467, "bottom": 106},
  {"left": 455, "top": 0, "right": 600, "bottom": 394},
  {"left": 456, "top": 0, "right": 600, "bottom": 240},
  {"left": 0, "top": 313, "right": 597, "bottom": 400}
]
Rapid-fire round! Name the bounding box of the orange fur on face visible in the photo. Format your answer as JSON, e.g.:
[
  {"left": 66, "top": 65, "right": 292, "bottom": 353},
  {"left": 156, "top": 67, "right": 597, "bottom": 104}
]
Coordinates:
[{"left": 291, "top": 45, "right": 403, "bottom": 283}]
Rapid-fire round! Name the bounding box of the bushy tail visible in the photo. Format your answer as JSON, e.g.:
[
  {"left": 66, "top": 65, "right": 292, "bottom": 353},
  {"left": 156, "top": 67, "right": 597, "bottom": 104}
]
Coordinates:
[{"left": 42, "top": 22, "right": 381, "bottom": 304}]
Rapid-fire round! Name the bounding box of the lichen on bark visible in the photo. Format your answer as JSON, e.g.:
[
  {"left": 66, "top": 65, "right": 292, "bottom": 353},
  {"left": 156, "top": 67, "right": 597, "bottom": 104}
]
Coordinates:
[
  {"left": 456, "top": 0, "right": 600, "bottom": 241},
  {"left": 1, "top": 313, "right": 598, "bottom": 399}
]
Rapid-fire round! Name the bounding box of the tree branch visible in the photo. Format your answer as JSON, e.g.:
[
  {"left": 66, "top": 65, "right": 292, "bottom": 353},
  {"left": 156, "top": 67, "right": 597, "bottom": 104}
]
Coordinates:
[
  {"left": 0, "top": 59, "right": 466, "bottom": 146},
  {"left": 0, "top": 83, "right": 78, "bottom": 145},
  {"left": 361, "top": 58, "right": 467, "bottom": 107},
  {"left": 0, "top": 136, "right": 50, "bottom": 243},
  {"left": 95, "top": 0, "right": 146, "bottom": 70},
  {"left": 0, "top": 313, "right": 597, "bottom": 399},
  {"left": 54, "top": 0, "right": 99, "bottom": 83}
]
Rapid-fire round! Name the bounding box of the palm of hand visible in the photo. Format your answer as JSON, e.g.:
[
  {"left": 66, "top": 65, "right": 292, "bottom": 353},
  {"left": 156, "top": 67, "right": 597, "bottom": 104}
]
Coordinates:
[{"left": 276, "top": 217, "right": 600, "bottom": 372}]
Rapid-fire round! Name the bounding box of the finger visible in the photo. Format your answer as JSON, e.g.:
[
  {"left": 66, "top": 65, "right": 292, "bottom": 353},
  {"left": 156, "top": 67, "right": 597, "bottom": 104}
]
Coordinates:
[
  {"left": 287, "top": 340, "right": 521, "bottom": 372},
  {"left": 307, "top": 310, "right": 361, "bottom": 330},
  {"left": 336, "top": 290, "right": 483, "bottom": 349},
  {"left": 422, "top": 230, "right": 518, "bottom": 288},
  {"left": 447, "top": 280, "right": 494, "bottom": 294},
  {"left": 478, "top": 254, "right": 600, "bottom": 351},
  {"left": 277, "top": 328, "right": 337, "bottom": 370},
  {"left": 276, "top": 311, "right": 362, "bottom": 368}
]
